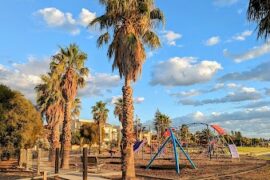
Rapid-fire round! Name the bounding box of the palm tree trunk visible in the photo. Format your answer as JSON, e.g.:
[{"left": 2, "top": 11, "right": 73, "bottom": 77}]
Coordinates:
[
  {"left": 50, "top": 121, "right": 60, "bottom": 163},
  {"left": 121, "top": 78, "right": 136, "bottom": 179},
  {"left": 61, "top": 101, "right": 72, "bottom": 169},
  {"left": 99, "top": 122, "right": 101, "bottom": 154}
]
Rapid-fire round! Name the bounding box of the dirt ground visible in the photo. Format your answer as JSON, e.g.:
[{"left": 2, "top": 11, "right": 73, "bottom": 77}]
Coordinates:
[
  {"left": 0, "top": 154, "right": 269, "bottom": 180},
  {"left": 103, "top": 154, "right": 270, "bottom": 180}
]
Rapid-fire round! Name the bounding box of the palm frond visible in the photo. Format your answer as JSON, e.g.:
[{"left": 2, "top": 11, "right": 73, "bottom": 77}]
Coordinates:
[
  {"left": 97, "top": 32, "right": 110, "bottom": 47},
  {"left": 142, "top": 30, "right": 161, "bottom": 49}
]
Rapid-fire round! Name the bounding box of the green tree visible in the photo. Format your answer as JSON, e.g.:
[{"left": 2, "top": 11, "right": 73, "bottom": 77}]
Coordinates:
[
  {"left": 180, "top": 124, "right": 190, "bottom": 142},
  {"left": 247, "top": 0, "right": 270, "bottom": 39},
  {"left": 51, "top": 44, "right": 89, "bottom": 169},
  {"left": 91, "top": 101, "right": 109, "bottom": 154},
  {"left": 71, "top": 131, "right": 81, "bottom": 146},
  {"left": 90, "top": 0, "right": 164, "bottom": 178},
  {"left": 153, "top": 110, "right": 171, "bottom": 141},
  {"left": 80, "top": 123, "right": 99, "bottom": 149},
  {"left": 0, "top": 84, "right": 43, "bottom": 154}
]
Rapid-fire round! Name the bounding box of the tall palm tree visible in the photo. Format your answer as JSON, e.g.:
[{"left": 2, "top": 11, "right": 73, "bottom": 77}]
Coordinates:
[
  {"left": 51, "top": 44, "right": 89, "bottom": 169},
  {"left": 247, "top": 0, "right": 270, "bottom": 39},
  {"left": 113, "top": 97, "right": 123, "bottom": 123},
  {"left": 91, "top": 101, "right": 109, "bottom": 154},
  {"left": 90, "top": 1, "right": 164, "bottom": 178},
  {"left": 35, "top": 73, "right": 64, "bottom": 162}
]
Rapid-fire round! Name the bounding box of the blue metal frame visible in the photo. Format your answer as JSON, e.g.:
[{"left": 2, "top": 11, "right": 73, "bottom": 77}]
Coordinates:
[
  {"left": 170, "top": 128, "right": 180, "bottom": 173},
  {"left": 146, "top": 128, "right": 196, "bottom": 174}
]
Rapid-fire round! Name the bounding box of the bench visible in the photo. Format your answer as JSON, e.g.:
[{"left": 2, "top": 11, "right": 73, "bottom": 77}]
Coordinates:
[{"left": 86, "top": 156, "right": 104, "bottom": 173}]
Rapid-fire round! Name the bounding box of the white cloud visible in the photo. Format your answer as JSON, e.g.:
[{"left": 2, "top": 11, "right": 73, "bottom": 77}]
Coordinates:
[
  {"left": 134, "top": 97, "right": 145, "bottom": 104},
  {"left": 219, "top": 61, "right": 270, "bottom": 81},
  {"left": 223, "top": 42, "right": 270, "bottom": 63},
  {"left": 232, "top": 30, "right": 252, "bottom": 41},
  {"left": 265, "top": 88, "right": 270, "bottom": 96},
  {"left": 171, "top": 89, "right": 200, "bottom": 98},
  {"left": 107, "top": 95, "right": 145, "bottom": 105},
  {"left": 179, "top": 86, "right": 262, "bottom": 106},
  {"left": 79, "top": 8, "right": 96, "bottom": 27},
  {"left": 36, "top": 8, "right": 96, "bottom": 35},
  {"left": 227, "top": 83, "right": 238, "bottom": 88},
  {"left": 193, "top": 111, "right": 205, "bottom": 121},
  {"left": 150, "top": 57, "right": 222, "bottom": 86},
  {"left": 163, "top": 31, "right": 182, "bottom": 46},
  {"left": 79, "top": 73, "right": 121, "bottom": 97},
  {"left": 0, "top": 57, "right": 50, "bottom": 101},
  {"left": 173, "top": 106, "right": 270, "bottom": 138},
  {"left": 37, "top": 7, "right": 80, "bottom": 35},
  {"left": 213, "top": 0, "right": 239, "bottom": 6},
  {"left": 205, "top": 36, "right": 220, "bottom": 46}
]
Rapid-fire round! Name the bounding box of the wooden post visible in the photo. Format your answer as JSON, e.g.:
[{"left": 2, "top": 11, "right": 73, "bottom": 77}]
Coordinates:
[
  {"left": 142, "top": 143, "right": 144, "bottom": 160},
  {"left": 26, "top": 149, "right": 30, "bottom": 171},
  {"left": 43, "top": 171, "right": 47, "bottom": 180},
  {"left": 19, "top": 149, "right": 24, "bottom": 167},
  {"left": 55, "top": 148, "right": 59, "bottom": 174},
  {"left": 82, "top": 147, "right": 88, "bottom": 180},
  {"left": 37, "top": 148, "right": 41, "bottom": 175}
]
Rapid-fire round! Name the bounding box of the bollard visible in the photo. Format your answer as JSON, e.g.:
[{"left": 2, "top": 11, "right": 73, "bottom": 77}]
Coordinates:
[
  {"left": 82, "top": 147, "right": 88, "bottom": 180},
  {"left": 55, "top": 148, "right": 60, "bottom": 174}
]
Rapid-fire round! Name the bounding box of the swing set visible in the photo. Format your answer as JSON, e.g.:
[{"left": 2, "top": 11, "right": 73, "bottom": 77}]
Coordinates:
[{"left": 146, "top": 128, "right": 196, "bottom": 174}]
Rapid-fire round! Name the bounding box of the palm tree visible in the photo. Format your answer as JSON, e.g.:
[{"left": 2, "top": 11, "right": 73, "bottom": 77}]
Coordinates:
[
  {"left": 113, "top": 97, "right": 123, "bottom": 123},
  {"left": 35, "top": 73, "right": 64, "bottom": 162},
  {"left": 90, "top": 0, "right": 164, "bottom": 178},
  {"left": 247, "top": 0, "right": 270, "bottom": 39},
  {"left": 154, "top": 110, "right": 171, "bottom": 141},
  {"left": 51, "top": 44, "right": 89, "bottom": 169},
  {"left": 91, "top": 101, "right": 109, "bottom": 154}
]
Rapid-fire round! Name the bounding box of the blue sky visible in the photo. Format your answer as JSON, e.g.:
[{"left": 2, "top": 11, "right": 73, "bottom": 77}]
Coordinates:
[{"left": 0, "top": 0, "right": 269, "bottom": 138}]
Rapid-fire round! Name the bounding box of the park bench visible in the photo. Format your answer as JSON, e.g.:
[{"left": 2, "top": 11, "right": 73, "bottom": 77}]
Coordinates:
[{"left": 87, "top": 156, "right": 104, "bottom": 173}]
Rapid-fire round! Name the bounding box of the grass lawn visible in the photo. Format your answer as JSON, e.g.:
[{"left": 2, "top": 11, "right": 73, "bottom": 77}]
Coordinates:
[{"left": 237, "top": 147, "right": 270, "bottom": 160}]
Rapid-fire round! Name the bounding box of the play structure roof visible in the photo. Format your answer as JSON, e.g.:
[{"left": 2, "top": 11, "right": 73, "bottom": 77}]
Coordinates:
[{"left": 211, "top": 124, "right": 226, "bottom": 135}]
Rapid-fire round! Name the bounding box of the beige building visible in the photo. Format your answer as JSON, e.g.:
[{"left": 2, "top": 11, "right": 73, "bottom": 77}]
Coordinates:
[
  {"left": 71, "top": 119, "right": 94, "bottom": 132},
  {"left": 139, "top": 130, "right": 153, "bottom": 145},
  {"left": 71, "top": 119, "right": 121, "bottom": 148},
  {"left": 104, "top": 123, "right": 121, "bottom": 148}
]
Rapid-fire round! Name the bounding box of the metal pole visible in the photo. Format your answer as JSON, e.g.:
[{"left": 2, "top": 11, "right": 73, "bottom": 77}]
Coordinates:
[
  {"left": 169, "top": 128, "right": 180, "bottom": 174},
  {"left": 175, "top": 137, "right": 196, "bottom": 169},
  {"left": 55, "top": 148, "right": 60, "bottom": 174},
  {"left": 82, "top": 147, "right": 88, "bottom": 180}
]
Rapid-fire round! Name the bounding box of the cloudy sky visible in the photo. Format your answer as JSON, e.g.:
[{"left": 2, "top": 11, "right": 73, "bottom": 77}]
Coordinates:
[{"left": 0, "top": 0, "right": 270, "bottom": 138}]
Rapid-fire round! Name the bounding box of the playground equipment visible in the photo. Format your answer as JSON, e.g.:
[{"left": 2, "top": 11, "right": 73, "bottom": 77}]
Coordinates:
[
  {"left": 133, "top": 139, "right": 146, "bottom": 153},
  {"left": 146, "top": 128, "right": 196, "bottom": 174},
  {"left": 181, "top": 123, "right": 239, "bottom": 160},
  {"left": 210, "top": 124, "right": 239, "bottom": 159}
]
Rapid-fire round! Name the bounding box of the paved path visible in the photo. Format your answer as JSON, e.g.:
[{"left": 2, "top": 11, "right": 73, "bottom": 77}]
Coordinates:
[
  {"left": 58, "top": 171, "right": 121, "bottom": 180},
  {"left": 59, "top": 172, "right": 108, "bottom": 180}
]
